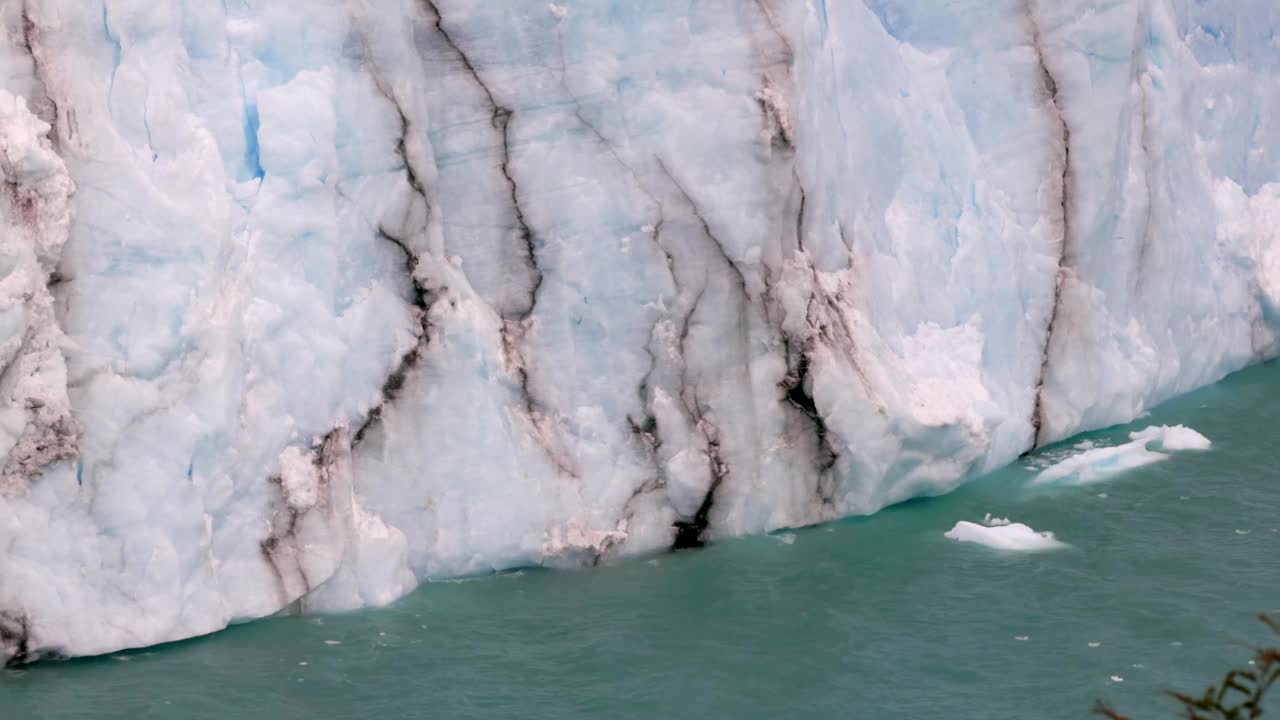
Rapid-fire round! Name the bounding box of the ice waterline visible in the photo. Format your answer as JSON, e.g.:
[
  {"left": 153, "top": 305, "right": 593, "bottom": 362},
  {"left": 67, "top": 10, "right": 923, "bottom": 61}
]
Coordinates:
[{"left": 0, "top": 0, "right": 1278, "bottom": 663}]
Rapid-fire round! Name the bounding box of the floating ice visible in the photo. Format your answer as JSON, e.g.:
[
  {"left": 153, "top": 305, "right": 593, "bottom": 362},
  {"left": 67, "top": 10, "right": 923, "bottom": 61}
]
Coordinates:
[
  {"left": 0, "top": 0, "right": 1276, "bottom": 664},
  {"left": 1034, "top": 426, "right": 1211, "bottom": 485},
  {"left": 944, "top": 521, "right": 1066, "bottom": 552},
  {"left": 1033, "top": 442, "right": 1168, "bottom": 485},
  {"left": 1129, "top": 426, "right": 1212, "bottom": 452}
]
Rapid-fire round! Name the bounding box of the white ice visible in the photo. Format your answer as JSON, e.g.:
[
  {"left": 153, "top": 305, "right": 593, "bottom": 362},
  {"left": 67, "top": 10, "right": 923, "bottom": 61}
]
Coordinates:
[
  {"left": 1131, "top": 425, "right": 1212, "bottom": 451},
  {"left": 0, "top": 0, "right": 1276, "bottom": 662},
  {"left": 1034, "top": 425, "right": 1211, "bottom": 485},
  {"left": 944, "top": 520, "right": 1066, "bottom": 552}
]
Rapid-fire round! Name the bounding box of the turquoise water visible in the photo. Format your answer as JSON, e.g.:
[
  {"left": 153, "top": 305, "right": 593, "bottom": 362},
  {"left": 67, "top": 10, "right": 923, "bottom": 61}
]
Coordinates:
[{"left": 3, "top": 364, "right": 1278, "bottom": 720}]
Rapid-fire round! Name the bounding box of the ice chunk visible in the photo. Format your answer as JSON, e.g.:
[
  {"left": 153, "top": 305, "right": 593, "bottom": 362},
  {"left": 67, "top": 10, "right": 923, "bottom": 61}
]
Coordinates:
[
  {"left": 0, "top": 0, "right": 1276, "bottom": 665},
  {"left": 1129, "top": 425, "right": 1212, "bottom": 451},
  {"left": 1034, "top": 426, "right": 1210, "bottom": 485},
  {"left": 1033, "top": 442, "right": 1169, "bottom": 485},
  {"left": 944, "top": 520, "right": 1066, "bottom": 551}
]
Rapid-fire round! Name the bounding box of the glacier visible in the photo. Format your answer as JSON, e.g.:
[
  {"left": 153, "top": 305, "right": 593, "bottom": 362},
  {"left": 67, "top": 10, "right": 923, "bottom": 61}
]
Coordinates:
[{"left": 0, "top": 0, "right": 1277, "bottom": 663}]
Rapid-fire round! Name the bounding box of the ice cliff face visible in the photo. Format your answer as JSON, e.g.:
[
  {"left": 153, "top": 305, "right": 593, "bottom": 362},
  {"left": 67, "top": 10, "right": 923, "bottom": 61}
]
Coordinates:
[{"left": 0, "top": 0, "right": 1277, "bottom": 663}]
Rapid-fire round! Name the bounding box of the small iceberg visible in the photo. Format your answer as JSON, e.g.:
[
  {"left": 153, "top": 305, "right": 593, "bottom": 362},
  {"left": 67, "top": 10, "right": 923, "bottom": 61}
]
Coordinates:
[
  {"left": 1132, "top": 425, "right": 1211, "bottom": 451},
  {"left": 1033, "top": 425, "right": 1210, "bottom": 486},
  {"left": 944, "top": 520, "right": 1066, "bottom": 551}
]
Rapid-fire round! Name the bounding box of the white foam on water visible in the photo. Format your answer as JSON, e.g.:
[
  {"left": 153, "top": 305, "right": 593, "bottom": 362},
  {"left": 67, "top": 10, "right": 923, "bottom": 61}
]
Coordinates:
[
  {"left": 1033, "top": 426, "right": 1211, "bottom": 486},
  {"left": 944, "top": 521, "right": 1066, "bottom": 551},
  {"left": 983, "top": 513, "right": 1012, "bottom": 526}
]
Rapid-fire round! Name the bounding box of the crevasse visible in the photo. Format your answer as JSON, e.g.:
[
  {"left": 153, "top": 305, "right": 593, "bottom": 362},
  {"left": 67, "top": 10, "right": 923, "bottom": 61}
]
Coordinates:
[{"left": 0, "top": 0, "right": 1276, "bottom": 663}]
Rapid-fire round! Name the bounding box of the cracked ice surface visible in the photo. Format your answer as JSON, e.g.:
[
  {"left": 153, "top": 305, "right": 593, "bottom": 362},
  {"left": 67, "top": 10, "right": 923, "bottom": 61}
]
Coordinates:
[{"left": 0, "top": 0, "right": 1277, "bottom": 662}]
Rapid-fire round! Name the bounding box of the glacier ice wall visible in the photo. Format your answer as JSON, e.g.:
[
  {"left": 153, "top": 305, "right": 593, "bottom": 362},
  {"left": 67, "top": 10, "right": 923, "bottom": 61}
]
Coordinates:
[{"left": 0, "top": 0, "right": 1277, "bottom": 663}]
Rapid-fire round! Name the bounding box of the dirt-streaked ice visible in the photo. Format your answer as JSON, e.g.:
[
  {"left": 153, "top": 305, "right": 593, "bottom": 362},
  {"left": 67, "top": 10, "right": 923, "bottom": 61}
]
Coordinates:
[{"left": 0, "top": 0, "right": 1275, "bottom": 663}]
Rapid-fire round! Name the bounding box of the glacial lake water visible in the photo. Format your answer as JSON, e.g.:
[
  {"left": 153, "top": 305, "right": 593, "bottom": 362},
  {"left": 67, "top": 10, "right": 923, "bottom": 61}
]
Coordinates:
[{"left": 3, "top": 363, "right": 1278, "bottom": 719}]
